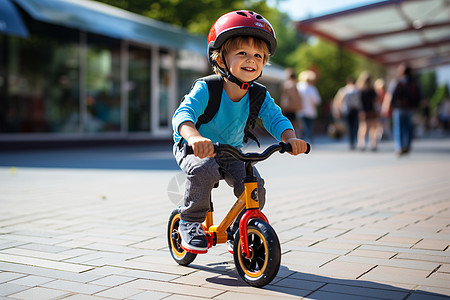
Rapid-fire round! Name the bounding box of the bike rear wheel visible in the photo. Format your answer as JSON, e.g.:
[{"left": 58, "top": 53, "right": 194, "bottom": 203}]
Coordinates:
[
  {"left": 233, "top": 219, "right": 281, "bottom": 287},
  {"left": 167, "top": 209, "right": 197, "bottom": 266}
]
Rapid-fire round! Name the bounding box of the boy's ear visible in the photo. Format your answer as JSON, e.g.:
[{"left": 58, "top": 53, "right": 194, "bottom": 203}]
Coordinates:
[{"left": 215, "top": 55, "right": 225, "bottom": 69}]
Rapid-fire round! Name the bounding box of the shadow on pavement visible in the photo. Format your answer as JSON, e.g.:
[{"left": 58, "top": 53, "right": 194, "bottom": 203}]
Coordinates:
[{"left": 189, "top": 263, "right": 448, "bottom": 299}]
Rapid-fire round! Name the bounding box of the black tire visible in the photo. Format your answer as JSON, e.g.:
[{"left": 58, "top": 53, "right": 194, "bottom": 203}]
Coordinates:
[
  {"left": 167, "top": 209, "right": 197, "bottom": 266},
  {"left": 233, "top": 219, "right": 281, "bottom": 287}
]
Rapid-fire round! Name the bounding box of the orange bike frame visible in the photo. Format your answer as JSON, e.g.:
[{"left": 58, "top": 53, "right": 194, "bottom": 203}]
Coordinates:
[{"left": 203, "top": 178, "right": 269, "bottom": 258}]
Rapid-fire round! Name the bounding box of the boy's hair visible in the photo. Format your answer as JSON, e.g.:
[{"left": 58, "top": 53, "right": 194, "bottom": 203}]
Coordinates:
[{"left": 210, "top": 36, "right": 270, "bottom": 76}]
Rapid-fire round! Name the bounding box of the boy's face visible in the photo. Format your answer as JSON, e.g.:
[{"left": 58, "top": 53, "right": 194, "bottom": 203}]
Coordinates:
[{"left": 219, "top": 40, "right": 265, "bottom": 84}]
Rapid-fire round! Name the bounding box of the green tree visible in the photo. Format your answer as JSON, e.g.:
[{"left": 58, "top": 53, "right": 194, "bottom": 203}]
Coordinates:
[
  {"left": 95, "top": 0, "right": 271, "bottom": 35},
  {"left": 288, "top": 39, "right": 358, "bottom": 103},
  {"left": 94, "top": 0, "right": 301, "bottom": 67}
]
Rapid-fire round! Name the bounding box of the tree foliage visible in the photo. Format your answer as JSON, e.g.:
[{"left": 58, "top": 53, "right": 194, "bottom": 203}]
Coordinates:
[
  {"left": 94, "top": 0, "right": 396, "bottom": 119},
  {"left": 94, "top": 0, "right": 303, "bottom": 67},
  {"left": 96, "top": 0, "right": 270, "bottom": 34}
]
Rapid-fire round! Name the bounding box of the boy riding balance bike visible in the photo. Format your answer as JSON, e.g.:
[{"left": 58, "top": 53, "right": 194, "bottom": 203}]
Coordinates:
[{"left": 169, "top": 10, "right": 309, "bottom": 287}]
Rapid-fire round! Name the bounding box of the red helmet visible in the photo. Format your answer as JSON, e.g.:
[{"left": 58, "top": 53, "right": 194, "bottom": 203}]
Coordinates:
[{"left": 207, "top": 10, "right": 277, "bottom": 64}]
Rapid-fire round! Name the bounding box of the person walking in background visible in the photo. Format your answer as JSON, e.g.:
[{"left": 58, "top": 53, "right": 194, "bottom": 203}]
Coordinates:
[
  {"left": 356, "top": 71, "right": 379, "bottom": 151},
  {"left": 297, "top": 70, "right": 321, "bottom": 143},
  {"left": 356, "top": 71, "right": 378, "bottom": 151},
  {"left": 280, "top": 68, "right": 303, "bottom": 137},
  {"left": 332, "top": 77, "right": 360, "bottom": 150},
  {"left": 374, "top": 78, "right": 391, "bottom": 141},
  {"left": 382, "top": 63, "right": 421, "bottom": 156}
]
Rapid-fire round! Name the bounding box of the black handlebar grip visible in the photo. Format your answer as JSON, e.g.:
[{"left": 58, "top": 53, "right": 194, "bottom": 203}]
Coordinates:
[
  {"left": 183, "top": 143, "right": 194, "bottom": 157},
  {"left": 283, "top": 142, "right": 311, "bottom": 154},
  {"left": 305, "top": 143, "right": 311, "bottom": 154}
]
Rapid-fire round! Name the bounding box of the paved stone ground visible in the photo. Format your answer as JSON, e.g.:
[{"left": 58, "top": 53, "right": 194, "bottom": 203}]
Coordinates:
[{"left": 0, "top": 137, "right": 449, "bottom": 299}]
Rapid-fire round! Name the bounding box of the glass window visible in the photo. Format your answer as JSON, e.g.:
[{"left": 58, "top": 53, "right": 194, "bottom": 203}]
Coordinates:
[
  {"left": 1, "top": 31, "right": 80, "bottom": 133},
  {"left": 85, "top": 34, "right": 121, "bottom": 132},
  {"left": 176, "top": 49, "right": 208, "bottom": 103},
  {"left": 158, "top": 49, "right": 171, "bottom": 128},
  {"left": 128, "top": 45, "right": 151, "bottom": 132}
]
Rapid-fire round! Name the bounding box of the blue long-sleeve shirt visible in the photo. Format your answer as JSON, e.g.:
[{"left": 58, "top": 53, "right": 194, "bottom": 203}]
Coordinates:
[{"left": 172, "top": 80, "right": 293, "bottom": 147}]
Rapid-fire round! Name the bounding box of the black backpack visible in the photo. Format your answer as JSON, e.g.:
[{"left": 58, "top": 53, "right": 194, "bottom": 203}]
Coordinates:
[
  {"left": 392, "top": 80, "right": 421, "bottom": 109},
  {"left": 191, "top": 75, "right": 267, "bottom": 147}
]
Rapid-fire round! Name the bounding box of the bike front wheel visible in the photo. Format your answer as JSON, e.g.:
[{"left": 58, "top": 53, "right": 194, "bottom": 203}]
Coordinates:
[
  {"left": 167, "top": 209, "right": 197, "bottom": 266},
  {"left": 233, "top": 219, "right": 281, "bottom": 287}
]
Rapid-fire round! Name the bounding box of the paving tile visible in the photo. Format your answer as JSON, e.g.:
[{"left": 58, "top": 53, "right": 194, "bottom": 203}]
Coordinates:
[
  {"left": 163, "top": 295, "right": 208, "bottom": 300},
  {"left": 0, "top": 248, "right": 76, "bottom": 261},
  {"left": 121, "top": 269, "right": 180, "bottom": 282},
  {"left": 0, "top": 282, "right": 30, "bottom": 297},
  {"left": 0, "top": 272, "right": 25, "bottom": 284},
  {"left": 121, "top": 278, "right": 225, "bottom": 298},
  {"left": 321, "top": 282, "right": 410, "bottom": 299},
  {"left": 214, "top": 290, "right": 303, "bottom": 299},
  {"left": 311, "top": 240, "right": 361, "bottom": 251},
  {"left": 413, "top": 239, "right": 450, "bottom": 251},
  {"left": 60, "top": 294, "right": 108, "bottom": 300},
  {"left": 346, "top": 249, "right": 397, "bottom": 259},
  {"left": 281, "top": 251, "right": 338, "bottom": 267},
  {"left": 0, "top": 261, "right": 101, "bottom": 283},
  {"left": 8, "top": 275, "right": 54, "bottom": 287},
  {"left": 376, "top": 235, "right": 421, "bottom": 247},
  {"left": 359, "top": 265, "right": 432, "bottom": 286},
  {"left": 438, "top": 264, "right": 450, "bottom": 273},
  {"left": 407, "top": 292, "right": 450, "bottom": 300},
  {"left": 94, "top": 285, "right": 143, "bottom": 299},
  {"left": 273, "top": 277, "right": 325, "bottom": 291},
  {"left": 8, "top": 286, "right": 70, "bottom": 300},
  {"left": 395, "top": 253, "right": 450, "bottom": 264},
  {"left": 17, "top": 243, "right": 69, "bottom": 253},
  {"left": 0, "top": 253, "right": 93, "bottom": 273},
  {"left": 128, "top": 290, "right": 172, "bottom": 300},
  {"left": 317, "top": 260, "right": 375, "bottom": 279},
  {"left": 338, "top": 253, "right": 440, "bottom": 271},
  {"left": 306, "top": 290, "right": 382, "bottom": 300},
  {"left": 41, "top": 279, "right": 108, "bottom": 294},
  {"left": 88, "top": 274, "right": 135, "bottom": 287}
]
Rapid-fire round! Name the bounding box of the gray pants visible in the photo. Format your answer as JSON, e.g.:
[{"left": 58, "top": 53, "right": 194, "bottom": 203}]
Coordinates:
[{"left": 173, "top": 144, "right": 266, "bottom": 223}]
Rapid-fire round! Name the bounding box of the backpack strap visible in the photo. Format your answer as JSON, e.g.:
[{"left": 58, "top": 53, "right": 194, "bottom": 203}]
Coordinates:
[
  {"left": 244, "top": 82, "right": 266, "bottom": 147},
  {"left": 195, "top": 75, "right": 223, "bottom": 129}
]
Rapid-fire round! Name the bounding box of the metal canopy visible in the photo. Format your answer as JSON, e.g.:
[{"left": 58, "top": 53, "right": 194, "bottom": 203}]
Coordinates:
[
  {"left": 11, "top": 0, "right": 205, "bottom": 55},
  {"left": 295, "top": 0, "right": 450, "bottom": 70},
  {"left": 0, "top": 0, "right": 29, "bottom": 37}
]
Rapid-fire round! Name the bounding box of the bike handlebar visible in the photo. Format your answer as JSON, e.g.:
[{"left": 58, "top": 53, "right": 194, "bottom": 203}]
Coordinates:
[{"left": 183, "top": 142, "right": 310, "bottom": 162}]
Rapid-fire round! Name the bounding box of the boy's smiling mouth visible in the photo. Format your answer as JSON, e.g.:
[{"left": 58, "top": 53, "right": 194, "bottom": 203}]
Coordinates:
[{"left": 242, "top": 67, "right": 255, "bottom": 72}]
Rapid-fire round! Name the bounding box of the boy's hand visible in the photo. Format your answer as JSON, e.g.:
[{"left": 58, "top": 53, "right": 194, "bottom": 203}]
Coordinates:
[
  {"left": 286, "top": 138, "right": 308, "bottom": 155},
  {"left": 188, "top": 136, "right": 215, "bottom": 158}
]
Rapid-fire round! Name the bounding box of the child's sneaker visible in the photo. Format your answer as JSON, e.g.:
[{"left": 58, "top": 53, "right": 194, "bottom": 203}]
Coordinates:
[{"left": 179, "top": 221, "right": 208, "bottom": 253}]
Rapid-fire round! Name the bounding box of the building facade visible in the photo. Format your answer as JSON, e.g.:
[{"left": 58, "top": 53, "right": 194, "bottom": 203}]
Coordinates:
[{"left": 0, "top": 0, "right": 285, "bottom": 143}]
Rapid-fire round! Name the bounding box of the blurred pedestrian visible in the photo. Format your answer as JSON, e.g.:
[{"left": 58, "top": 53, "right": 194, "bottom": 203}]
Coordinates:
[
  {"left": 280, "top": 68, "right": 302, "bottom": 137},
  {"left": 356, "top": 71, "right": 379, "bottom": 151},
  {"left": 332, "top": 77, "right": 360, "bottom": 149},
  {"left": 438, "top": 86, "right": 450, "bottom": 132},
  {"left": 374, "top": 78, "right": 391, "bottom": 141},
  {"left": 382, "top": 63, "right": 421, "bottom": 156},
  {"left": 297, "top": 70, "right": 321, "bottom": 143}
]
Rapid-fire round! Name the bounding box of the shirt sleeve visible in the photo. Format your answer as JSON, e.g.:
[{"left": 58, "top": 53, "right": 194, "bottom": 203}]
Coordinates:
[
  {"left": 172, "top": 81, "right": 208, "bottom": 142},
  {"left": 259, "top": 90, "right": 294, "bottom": 141}
]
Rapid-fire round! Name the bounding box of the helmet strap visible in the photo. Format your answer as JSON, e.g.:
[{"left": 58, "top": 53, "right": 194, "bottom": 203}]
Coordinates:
[{"left": 216, "top": 53, "right": 262, "bottom": 90}]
